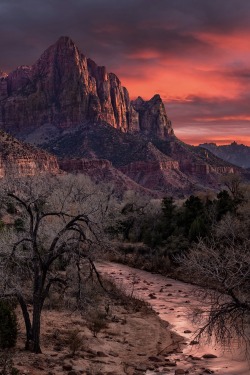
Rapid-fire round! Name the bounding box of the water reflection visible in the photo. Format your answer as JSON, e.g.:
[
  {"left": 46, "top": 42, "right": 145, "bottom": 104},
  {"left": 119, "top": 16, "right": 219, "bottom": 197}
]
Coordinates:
[{"left": 98, "top": 262, "right": 249, "bottom": 375}]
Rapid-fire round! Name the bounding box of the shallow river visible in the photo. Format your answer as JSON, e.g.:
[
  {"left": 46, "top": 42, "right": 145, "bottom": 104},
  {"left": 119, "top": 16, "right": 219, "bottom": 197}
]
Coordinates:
[{"left": 98, "top": 262, "right": 249, "bottom": 375}]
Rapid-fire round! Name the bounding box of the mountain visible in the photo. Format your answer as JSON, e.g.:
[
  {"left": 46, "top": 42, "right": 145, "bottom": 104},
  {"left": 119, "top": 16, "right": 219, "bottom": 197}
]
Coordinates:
[
  {"left": 0, "top": 37, "right": 243, "bottom": 195},
  {"left": 0, "top": 130, "right": 59, "bottom": 178},
  {"left": 0, "top": 36, "right": 172, "bottom": 141},
  {"left": 200, "top": 142, "right": 250, "bottom": 169}
]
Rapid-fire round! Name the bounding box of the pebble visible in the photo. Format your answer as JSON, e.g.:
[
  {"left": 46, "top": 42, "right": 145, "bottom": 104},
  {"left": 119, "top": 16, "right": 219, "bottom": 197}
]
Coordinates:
[
  {"left": 63, "top": 364, "right": 73, "bottom": 371},
  {"left": 202, "top": 354, "right": 217, "bottom": 359}
]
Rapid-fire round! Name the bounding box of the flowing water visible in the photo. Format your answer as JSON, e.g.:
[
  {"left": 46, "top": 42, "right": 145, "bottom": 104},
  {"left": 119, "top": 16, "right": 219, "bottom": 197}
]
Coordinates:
[{"left": 98, "top": 262, "right": 249, "bottom": 375}]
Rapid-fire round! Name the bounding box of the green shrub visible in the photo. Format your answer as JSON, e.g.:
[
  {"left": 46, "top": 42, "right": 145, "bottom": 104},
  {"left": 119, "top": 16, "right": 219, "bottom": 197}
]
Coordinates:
[{"left": 0, "top": 300, "right": 18, "bottom": 349}]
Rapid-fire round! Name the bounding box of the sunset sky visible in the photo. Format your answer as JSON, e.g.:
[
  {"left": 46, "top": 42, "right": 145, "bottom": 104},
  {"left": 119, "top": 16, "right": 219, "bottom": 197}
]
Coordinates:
[{"left": 1, "top": 0, "right": 250, "bottom": 145}]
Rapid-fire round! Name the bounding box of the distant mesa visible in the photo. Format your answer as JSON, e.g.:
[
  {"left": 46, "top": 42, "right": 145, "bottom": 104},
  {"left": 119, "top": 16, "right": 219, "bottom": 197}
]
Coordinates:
[{"left": 200, "top": 142, "right": 250, "bottom": 169}]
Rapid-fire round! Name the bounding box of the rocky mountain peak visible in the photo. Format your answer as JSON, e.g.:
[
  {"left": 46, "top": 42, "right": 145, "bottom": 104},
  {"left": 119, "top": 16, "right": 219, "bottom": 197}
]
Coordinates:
[
  {"left": 34, "top": 36, "right": 86, "bottom": 75},
  {"left": 42, "top": 36, "right": 82, "bottom": 59},
  {"left": 55, "top": 35, "right": 77, "bottom": 47},
  {"left": 0, "top": 37, "right": 174, "bottom": 140}
]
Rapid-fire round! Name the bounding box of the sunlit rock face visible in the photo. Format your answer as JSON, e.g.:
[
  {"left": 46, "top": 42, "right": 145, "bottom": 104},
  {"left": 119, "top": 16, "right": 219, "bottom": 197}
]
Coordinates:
[
  {"left": 0, "top": 37, "right": 244, "bottom": 195},
  {"left": 0, "top": 131, "right": 59, "bottom": 178},
  {"left": 0, "top": 36, "right": 173, "bottom": 140}
]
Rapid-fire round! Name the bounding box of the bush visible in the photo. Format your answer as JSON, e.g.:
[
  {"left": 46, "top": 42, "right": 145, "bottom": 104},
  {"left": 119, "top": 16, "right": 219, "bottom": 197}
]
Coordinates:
[
  {"left": 66, "top": 329, "right": 83, "bottom": 357},
  {"left": 0, "top": 300, "right": 18, "bottom": 349},
  {"left": 0, "top": 351, "right": 20, "bottom": 375},
  {"left": 87, "top": 311, "right": 107, "bottom": 337}
]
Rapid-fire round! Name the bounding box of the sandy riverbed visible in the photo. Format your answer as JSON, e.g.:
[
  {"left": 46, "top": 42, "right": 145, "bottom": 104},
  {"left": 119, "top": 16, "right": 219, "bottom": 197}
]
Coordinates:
[{"left": 98, "top": 261, "right": 250, "bottom": 375}]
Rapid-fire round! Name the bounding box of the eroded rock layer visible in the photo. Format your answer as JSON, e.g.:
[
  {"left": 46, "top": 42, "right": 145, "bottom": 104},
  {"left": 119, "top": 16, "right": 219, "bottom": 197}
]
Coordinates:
[{"left": 0, "top": 131, "right": 59, "bottom": 178}]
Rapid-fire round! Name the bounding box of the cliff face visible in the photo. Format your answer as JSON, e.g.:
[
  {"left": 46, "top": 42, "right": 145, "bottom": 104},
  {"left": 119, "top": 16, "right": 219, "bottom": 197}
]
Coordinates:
[
  {"left": 0, "top": 36, "right": 173, "bottom": 140},
  {"left": 0, "top": 131, "right": 59, "bottom": 178},
  {"left": 59, "top": 158, "right": 158, "bottom": 197},
  {"left": 131, "top": 95, "right": 173, "bottom": 139},
  {"left": 0, "top": 37, "right": 244, "bottom": 196}
]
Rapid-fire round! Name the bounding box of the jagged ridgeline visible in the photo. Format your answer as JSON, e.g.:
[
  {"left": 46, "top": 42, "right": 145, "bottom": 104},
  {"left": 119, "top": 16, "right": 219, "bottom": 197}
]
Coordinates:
[
  {"left": 0, "top": 36, "right": 173, "bottom": 139},
  {"left": 0, "top": 37, "right": 246, "bottom": 194}
]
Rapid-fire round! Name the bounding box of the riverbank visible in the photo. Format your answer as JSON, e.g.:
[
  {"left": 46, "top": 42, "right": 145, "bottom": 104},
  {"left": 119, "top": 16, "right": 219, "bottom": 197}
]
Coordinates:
[
  {"left": 7, "top": 276, "right": 183, "bottom": 375},
  {"left": 4, "top": 261, "right": 249, "bottom": 375},
  {"left": 98, "top": 261, "right": 250, "bottom": 375}
]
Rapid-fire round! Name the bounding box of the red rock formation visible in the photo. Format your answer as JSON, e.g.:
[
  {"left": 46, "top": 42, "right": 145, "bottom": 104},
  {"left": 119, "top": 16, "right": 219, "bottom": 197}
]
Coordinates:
[
  {"left": 0, "top": 38, "right": 242, "bottom": 195},
  {"left": 180, "top": 161, "right": 235, "bottom": 176},
  {"left": 0, "top": 36, "right": 173, "bottom": 139},
  {"left": 59, "top": 158, "right": 159, "bottom": 197},
  {"left": 59, "top": 158, "right": 112, "bottom": 172},
  {"left": 119, "top": 160, "right": 191, "bottom": 192},
  {"left": 0, "top": 131, "right": 59, "bottom": 178},
  {"left": 131, "top": 95, "right": 173, "bottom": 139}
]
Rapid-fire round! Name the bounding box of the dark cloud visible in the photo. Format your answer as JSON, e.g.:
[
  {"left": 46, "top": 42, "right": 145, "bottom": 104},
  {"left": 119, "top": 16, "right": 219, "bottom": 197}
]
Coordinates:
[
  {"left": 1, "top": 0, "right": 250, "bottom": 72},
  {"left": 166, "top": 94, "right": 250, "bottom": 144},
  {"left": 167, "top": 94, "right": 250, "bottom": 122}
]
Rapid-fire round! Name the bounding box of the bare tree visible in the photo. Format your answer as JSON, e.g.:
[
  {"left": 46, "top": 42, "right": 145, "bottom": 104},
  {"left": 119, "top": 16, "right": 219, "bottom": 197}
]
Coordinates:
[
  {"left": 178, "top": 213, "right": 250, "bottom": 353},
  {"left": 0, "top": 174, "right": 111, "bottom": 353},
  {"left": 221, "top": 173, "right": 245, "bottom": 203}
]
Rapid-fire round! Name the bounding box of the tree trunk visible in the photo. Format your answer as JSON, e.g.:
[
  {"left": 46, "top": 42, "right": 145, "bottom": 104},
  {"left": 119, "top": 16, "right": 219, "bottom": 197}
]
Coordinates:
[
  {"left": 17, "top": 295, "right": 32, "bottom": 350},
  {"left": 32, "top": 298, "right": 42, "bottom": 353}
]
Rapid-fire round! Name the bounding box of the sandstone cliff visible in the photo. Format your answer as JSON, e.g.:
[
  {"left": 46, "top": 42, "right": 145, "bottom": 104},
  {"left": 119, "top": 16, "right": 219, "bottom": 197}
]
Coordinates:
[
  {"left": 0, "top": 37, "right": 245, "bottom": 196},
  {"left": 131, "top": 95, "right": 173, "bottom": 139},
  {"left": 0, "top": 36, "right": 173, "bottom": 140},
  {"left": 0, "top": 131, "right": 59, "bottom": 178},
  {"left": 59, "top": 158, "right": 158, "bottom": 197}
]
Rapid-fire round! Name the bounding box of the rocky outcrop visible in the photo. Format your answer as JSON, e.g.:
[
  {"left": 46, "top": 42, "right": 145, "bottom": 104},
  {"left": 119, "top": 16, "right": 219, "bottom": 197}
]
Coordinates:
[
  {"left": 179, "top": 161, "right": 235, "bottom": 176},
  {"left": 59, "top": 158, "right": 112, "bottom": 172},
  {"left": 0, "top": 130, "right": 60, "bottom": 178},
  {"left": 0, "top": 36, "right": 173, "bottom": 140},
  {"left": 131, "top": 95, "right": 173, "bottom": 139}
]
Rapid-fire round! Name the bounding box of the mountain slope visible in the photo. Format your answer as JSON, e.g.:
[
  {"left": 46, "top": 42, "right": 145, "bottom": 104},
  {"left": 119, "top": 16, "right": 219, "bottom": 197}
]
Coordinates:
[
  {"left": 0, "top": 37, "right": 243, "bottom": 195},
  {"left": 0, "top": 130, "right": 59, "bottom": 177},
  {"left": 200, "top": 142, "right": 250, "bottom": 169}
]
